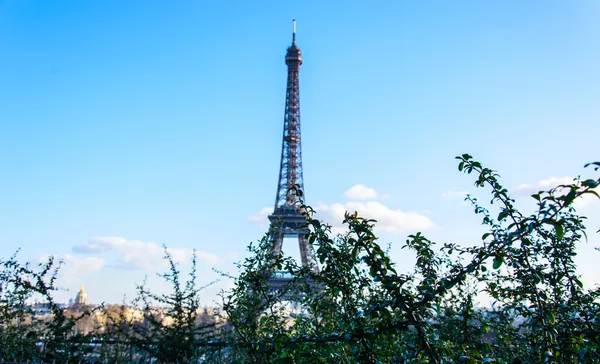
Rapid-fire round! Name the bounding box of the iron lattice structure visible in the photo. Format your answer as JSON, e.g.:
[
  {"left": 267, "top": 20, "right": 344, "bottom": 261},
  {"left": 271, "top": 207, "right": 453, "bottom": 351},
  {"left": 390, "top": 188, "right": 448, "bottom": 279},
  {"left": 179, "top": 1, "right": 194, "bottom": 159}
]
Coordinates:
[{"left": 268, "top": 21, "right": 319, "bottom": 278}]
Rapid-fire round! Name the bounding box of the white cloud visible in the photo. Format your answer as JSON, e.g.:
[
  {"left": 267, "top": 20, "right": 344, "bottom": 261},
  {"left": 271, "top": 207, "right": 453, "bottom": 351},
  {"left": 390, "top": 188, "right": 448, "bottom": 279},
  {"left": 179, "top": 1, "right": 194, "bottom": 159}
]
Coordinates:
[
  {"left": 250, "top": 186, "right": 433, "bottom": 234},
  {"left": 72, "top": 237, "right": 219, "bottom": 271},
  {"left": 514, "top": 177, "right": 599, "bottom": 209},
  {"left": 39, "top": 253, "right": 105, "bottom": 285},
  {"left": 315, "top": 201, "right": 434, "bottom": 234},
  {"left": 344, "top": 184, "right": 378, "bottom": 200},
  {"left": 249, "top": 207, "right": 273, "bottom": 227},
  {"left": 514, "top": 177, "right": 575, "bottom": 195}
]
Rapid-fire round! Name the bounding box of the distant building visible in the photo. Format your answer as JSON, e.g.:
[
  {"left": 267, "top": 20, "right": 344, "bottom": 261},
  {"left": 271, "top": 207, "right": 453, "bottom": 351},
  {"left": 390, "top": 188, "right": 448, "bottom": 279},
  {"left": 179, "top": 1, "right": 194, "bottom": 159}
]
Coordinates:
[
  {"left": 73, "top": 285, "right": 88, "bottom": 306},
  {"left": 31, "top": 302, "right": 52, "bottom": 316}
]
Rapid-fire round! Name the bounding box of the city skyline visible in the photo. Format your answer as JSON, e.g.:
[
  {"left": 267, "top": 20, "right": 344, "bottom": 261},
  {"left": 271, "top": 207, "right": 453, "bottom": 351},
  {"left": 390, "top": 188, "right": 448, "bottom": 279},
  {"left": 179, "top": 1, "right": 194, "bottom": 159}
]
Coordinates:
[{"left": 1, "top": 1, "right": 599, "bottom": 304}]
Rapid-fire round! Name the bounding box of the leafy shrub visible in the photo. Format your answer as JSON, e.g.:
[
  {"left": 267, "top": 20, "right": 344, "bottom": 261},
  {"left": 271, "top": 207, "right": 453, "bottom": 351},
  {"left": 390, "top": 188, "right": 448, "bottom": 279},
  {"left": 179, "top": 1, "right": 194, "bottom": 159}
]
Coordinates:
[{"left": 1, "top": 155, "right": 598, "bottom": 363}]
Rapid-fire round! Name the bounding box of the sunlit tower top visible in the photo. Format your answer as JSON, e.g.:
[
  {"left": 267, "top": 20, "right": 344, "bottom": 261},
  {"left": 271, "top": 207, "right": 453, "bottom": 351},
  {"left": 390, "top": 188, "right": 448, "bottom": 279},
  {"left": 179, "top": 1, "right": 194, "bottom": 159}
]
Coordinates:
[{"left": 285, "top": 20, "right": 302, "bottom": 66}]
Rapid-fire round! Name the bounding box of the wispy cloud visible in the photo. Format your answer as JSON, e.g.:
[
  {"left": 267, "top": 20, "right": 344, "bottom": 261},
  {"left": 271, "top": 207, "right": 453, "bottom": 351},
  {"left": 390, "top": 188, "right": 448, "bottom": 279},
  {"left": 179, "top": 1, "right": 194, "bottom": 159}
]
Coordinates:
[
  {"left": 250, "top": 184, "right": 434, "bottom": 234},
  {"left": 39, "top": 253, "right": 105, "bottom": 285},
  {"left": 72, "top": 237, "right": 219, "bottom": 271},
  {"left": 514, "top": 177, "right": 575, "bottom": 195},
  {"left": 248, "top": 207, "right": 273, "bottom": 227},
  {"left": 514, "top": 177, "right": 599, "bottom": 208},
  {"left": 344, "top": 184, "right": 378, "bottom": 200},
  {"left": 314, "top": 201, "right": 434, "bottom": 234}
]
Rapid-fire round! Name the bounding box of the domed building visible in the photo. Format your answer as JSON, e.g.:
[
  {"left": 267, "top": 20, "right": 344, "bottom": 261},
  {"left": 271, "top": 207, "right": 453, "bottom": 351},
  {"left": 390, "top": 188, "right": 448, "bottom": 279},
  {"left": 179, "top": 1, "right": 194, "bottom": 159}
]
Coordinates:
[{"left": 73, "top": 285, "right": 88, "bottom": 306}]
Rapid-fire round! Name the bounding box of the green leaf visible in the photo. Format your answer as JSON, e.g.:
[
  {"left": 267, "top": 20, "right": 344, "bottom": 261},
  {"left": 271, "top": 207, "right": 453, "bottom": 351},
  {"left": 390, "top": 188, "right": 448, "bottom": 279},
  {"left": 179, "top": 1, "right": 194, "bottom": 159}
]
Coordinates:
[
  {"left": 582, "top": 179, "right": 599, "bottom": 188},
  {"left": 370, "top": 265, "right": 378, "bottom": 277},
  {"left": 498, "top": 210, "right": 509, "bottom": 221},
  {"left": 493, "top": 256, "right": 503, "bottom": 270},
  {"left": 584, "top": 161, "right": 600, "bottom": 171},
  {"left": 555, "top": 223, "right": 564, "bottom": 240}
]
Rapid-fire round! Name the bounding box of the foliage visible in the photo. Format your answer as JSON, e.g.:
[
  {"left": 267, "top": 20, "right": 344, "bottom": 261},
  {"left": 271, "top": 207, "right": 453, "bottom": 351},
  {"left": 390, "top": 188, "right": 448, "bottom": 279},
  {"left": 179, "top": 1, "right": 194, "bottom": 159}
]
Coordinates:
[
  {"left": 96, "top": 247, "right": 224, "bottom": 363},
  {"left": 0, "top": 155, "right": 599, "bottom": 363},
  {"left": 0, "top": 253, "right": 99, "bottom": 362},
  {"left": 221, "top": 155, "right": 600, "bottom": 363}
]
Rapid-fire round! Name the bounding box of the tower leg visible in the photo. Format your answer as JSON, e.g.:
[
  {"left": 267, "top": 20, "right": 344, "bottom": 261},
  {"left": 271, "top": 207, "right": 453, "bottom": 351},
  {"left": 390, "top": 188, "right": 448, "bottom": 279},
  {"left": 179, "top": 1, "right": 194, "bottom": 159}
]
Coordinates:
[
  {"left": 298, "top": 230, "right": 308, "bottom": 267},
  {"left": 270, "top": 224, "right": 284, "bottom": 257},
  {"left": 298, "top": 230, "right": 318, "bottom": 272}
]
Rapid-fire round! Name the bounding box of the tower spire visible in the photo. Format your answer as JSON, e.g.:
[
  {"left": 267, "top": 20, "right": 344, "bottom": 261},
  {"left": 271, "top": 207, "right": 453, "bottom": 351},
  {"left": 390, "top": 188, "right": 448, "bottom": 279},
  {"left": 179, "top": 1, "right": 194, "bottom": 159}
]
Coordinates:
[{"left": 292, "top": 19, "right": 296, "bottom": 44}]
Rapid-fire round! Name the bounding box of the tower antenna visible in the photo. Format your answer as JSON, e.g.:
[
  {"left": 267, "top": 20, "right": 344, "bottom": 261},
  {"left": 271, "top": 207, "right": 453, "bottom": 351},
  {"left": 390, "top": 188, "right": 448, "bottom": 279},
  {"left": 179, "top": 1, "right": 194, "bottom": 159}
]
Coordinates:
[{"left": 293, "top": 19, "right": 296, "bottom": 43}]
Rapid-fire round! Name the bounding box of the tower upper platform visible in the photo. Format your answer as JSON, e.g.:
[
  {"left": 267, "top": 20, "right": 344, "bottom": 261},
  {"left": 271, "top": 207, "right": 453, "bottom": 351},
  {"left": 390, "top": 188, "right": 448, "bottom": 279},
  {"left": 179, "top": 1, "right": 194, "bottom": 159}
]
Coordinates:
[
  {"left": 285, "top": 20, "right": 302, "bottom": 65},
  {"left": 286, "top": 43, "right": 302, "bottom": 64}
]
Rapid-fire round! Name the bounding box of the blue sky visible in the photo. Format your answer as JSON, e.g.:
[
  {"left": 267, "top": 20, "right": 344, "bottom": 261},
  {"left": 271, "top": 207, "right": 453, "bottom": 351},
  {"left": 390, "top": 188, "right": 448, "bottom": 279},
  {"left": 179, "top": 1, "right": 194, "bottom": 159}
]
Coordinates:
[{"left": 1, "top": 1, "right": 599, "bottom": 305}]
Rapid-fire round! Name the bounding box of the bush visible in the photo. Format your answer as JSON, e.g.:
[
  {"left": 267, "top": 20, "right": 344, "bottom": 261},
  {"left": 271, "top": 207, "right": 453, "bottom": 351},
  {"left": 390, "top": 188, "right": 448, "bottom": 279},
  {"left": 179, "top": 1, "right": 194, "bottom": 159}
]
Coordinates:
[
  {"left": 1, "top": 155, "right": 598, "bottom": 363},
  {"left": 222, "top": 155, "right": 600, "bottom": 363}
]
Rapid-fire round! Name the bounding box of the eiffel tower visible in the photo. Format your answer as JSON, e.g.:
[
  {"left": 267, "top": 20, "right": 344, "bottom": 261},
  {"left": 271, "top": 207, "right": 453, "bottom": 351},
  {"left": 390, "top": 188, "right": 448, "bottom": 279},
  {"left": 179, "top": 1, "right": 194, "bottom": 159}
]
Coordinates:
[{"left": 267, "top": 20, "right": 318, "bottom": 290}]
